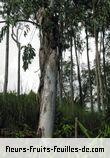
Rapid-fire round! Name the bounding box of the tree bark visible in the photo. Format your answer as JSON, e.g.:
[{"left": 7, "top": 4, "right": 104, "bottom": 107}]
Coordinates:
[
  {"left": 70, "top": 36, "right": 74, "bottom": 105},
  {"left": 11, "top": 24, "right": 21, "bottom": 95},
  {"left": 37, "top": 7, "right": 59, "bottom": 137},
  {"left": 74, "top": 36, "right": 83, "bottom": 106},
  {"left": 4, "top": 21, "right": 9, "bottom": 94},
  {"left": 59, "top": 51, "right": 63, "bottom": 106},
  {"left": 92, "top": 0, "right": 101, "bottom": 111},
  {"left": 92, "top": 0, "right": 105, "bottom": 114},
  {"left": 102, "top": 30, "right": 108, "bottom": 107},
  {"left": 96, "top": 33, "right": 105, "bottom": 114},
  {"left": 94, "top": 32, "right": 101, "bottom": 111},
  {"left": 17, "top": 43, "right": 21, "bottom": 95},
  {"left": 85, "top": 27, "right": 94, "bottom": 112}
]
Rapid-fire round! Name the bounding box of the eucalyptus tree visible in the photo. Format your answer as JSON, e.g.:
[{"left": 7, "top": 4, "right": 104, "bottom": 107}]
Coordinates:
[
  {"left": 0, "top": 0, "right": 64, "bottom": 137},
  {"left": 92, "top": 0, "right": 110, "bottom": 114},
  {"left": 11, "top": 23, "right": 22, "bottom": 95},
  {"left": 0, "top": 2, "right": 10, "bottom": 94},
  {"left": 85, "top": 26, "right": 94, "bottom": 111},
  {"left": 63, "top": 0, "right": 85, "bottom": 106},
  {"left": 3, "top": 16, "right": 9, "bottom": 94},
  {"left": 83, "top": 10, "right": 94, "bottom": 112}
]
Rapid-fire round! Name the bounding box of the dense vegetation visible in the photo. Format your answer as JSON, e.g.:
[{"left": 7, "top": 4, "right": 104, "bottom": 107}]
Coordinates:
[{"left": 0, "top": 92, "right": 109, "bottom": 138}]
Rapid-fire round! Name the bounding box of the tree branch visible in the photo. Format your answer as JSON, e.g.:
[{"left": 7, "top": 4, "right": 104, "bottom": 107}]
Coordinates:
[
  {"left": 50, "top": 0, "right": 54, "bottom": 8},
  {"left": 11, "top": 26, "right": 20, "bottom": 45},
  {"left": 0, "top": 20, "right": 39, "bottom": 27}
]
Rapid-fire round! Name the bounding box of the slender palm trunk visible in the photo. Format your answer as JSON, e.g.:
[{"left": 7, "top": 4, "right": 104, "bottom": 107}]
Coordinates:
[{"left": 85, "top": 27, "right": 93, "bottom": 112}]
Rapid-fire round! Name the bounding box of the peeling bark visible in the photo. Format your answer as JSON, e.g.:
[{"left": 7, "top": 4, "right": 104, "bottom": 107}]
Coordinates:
[
  {"left": 37, "top": 52, "right": 58, "bottom": 137},
  {"left": 37, "top": 7, "right": 59, "bottom": 137}
]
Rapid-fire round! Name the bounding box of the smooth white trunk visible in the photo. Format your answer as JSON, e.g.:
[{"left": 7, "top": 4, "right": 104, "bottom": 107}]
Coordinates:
[{"left": 37, "top": 51, "right": 58, "bottom": 137}]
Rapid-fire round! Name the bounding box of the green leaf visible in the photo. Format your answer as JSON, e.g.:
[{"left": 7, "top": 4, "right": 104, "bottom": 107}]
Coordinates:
[{"left": 22, "top": 44, "right": 36, "bottom": 71}]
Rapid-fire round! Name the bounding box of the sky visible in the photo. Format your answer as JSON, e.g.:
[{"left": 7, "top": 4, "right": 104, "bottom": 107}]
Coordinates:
[{"left": 0, "top": 22, "right": 95, "bottom": 94}]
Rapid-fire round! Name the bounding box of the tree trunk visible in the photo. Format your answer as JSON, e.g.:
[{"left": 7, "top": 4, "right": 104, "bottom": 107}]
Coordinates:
[
  {"left": 92, "top": 0, "right": 105, "bottom": 114},
  {"left": 74, "top": 36, "right": 83, "bottom": 106},
  {"left": 85, "top": 27, "right": 94, "bottom": 112},
  {"left": 58, "top": 20, "right": 63, "bottom": 106},
  {"left": 17, "top": 43, "right": 21, "bottom": 95},
  {"left": 70, "top": 36, "right": 74, "bottom": 105},
  {"left": 37, "top": 7, "right": 59, "bottom": 137},
  {"left": 11, "top": 24, "right": 21, "bottom": 95},
  {"left": 92, "top": 0, "right": 101, "bottom": 111},
  {"left": 4, "top": 22, "right": 9, "bottom": 94},
  {"left": 59, "top": 51, "right": 63, "bottom": 106},
  {"left": 94, "top": 32, "right": 101, "bottom": 111},
  {"left": 102, "top": 30, "right": 108, "bottom": 107},
  {"left": 96, "top": 33, "right": 104, "bottom": 114}
]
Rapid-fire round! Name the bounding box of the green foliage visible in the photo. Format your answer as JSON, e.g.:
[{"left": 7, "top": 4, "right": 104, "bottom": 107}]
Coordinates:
[
  {"left": 53, "top": 111, "right": 74, "bottom": 138},
  {"left": 21, "top": 44, "right": 36, "bottom": 71},
  {"left": 12, "top": 124, "right": 36, "bottom": 138},
  {"left": 78, "top": 120, "right": 91, "bottom": 138},
  {"left": 0, "top": 92, "right": 108, "bottom": 138},
  {"left": 0, "top": 91, "right": 39, "bottom": 132},
  {"left": 54, "top": 100, "right": 102, "bottom": 138},
  {"left": 100, "top": 124, "right": 110, "bottom": 138}
]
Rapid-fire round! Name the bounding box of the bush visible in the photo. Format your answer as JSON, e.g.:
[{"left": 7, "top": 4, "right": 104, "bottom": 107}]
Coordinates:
[{"left": 0, "top": 91, "right": 39, "bottom": 136}]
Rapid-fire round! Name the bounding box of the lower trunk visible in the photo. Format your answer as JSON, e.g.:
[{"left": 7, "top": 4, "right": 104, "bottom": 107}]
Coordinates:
[
  {"left": 4, "top": 24, "right": 9, "bottom": 94},
  {"left": 17, "top": 44, "right": 21, "bottom": 95},
  {"left": 95, "top": 32, "right": 101, "bottom": 111},
  {"left": 95, "top": 32, "right": 105, "bottom": 114},
  {"left": 37, "top": 51, "right": 58, "bottom": 137}
]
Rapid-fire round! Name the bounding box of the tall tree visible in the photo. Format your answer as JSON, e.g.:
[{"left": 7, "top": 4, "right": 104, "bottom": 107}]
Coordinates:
[
  {"left": 4, "top": 14, "right": 10, "bottom": 94},
  {"left": 85, "top": 25, "right": 93, "bottom": 112},
  {"left": 37, "top": 1, "right": 60, "bottom": 137},
  {"left": 92, "top": 0, "right": 105, "bottom": 114},
  {"left": 11, "top": 24, "right": 21, "bottom": 95},
  {"left": 70, "top": 35, "right": 74, "bottom": 105},
  {"left": 74, "top": 35, "right": 83, "bottom": 106}
]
